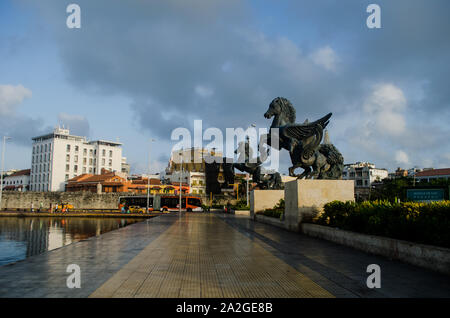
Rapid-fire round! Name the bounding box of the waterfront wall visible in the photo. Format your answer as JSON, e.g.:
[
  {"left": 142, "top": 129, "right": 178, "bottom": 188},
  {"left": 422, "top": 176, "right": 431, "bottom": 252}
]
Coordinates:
[
  {"left": 301, "top": 223, "right": 450, "bottom": 275},
  {"left": 0, "top": 191, "right": 128, "bottom": 210}
]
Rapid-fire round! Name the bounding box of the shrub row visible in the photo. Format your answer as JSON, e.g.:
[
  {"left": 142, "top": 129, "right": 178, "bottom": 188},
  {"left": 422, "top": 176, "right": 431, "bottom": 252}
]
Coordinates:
[
  {"left": 315, "top": 200, "right": 450, "bottom": 248},
  {"left": 261, "top": 199, "right": 285, "bottom": 219}
]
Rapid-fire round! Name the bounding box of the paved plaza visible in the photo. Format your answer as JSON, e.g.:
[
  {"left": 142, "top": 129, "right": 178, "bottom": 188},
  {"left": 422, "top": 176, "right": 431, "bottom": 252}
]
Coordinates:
[{"left": 0, "top": 213, "right": 449, "bottom": 298}]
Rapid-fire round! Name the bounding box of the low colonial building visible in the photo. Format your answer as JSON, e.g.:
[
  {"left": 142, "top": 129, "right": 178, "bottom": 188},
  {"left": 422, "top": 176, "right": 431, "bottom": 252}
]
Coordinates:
[
  {"left": 65, "top": 169, "right": 189, "bottom": 194},
  {"left": 343, "top": 162, "right": 388, "bottom": 187},
  {"left": 2, "top": 169, "right": 30, "bottom": 192},
  {"left": 415, "top": 168, "right": 450, "bottom": 183}
]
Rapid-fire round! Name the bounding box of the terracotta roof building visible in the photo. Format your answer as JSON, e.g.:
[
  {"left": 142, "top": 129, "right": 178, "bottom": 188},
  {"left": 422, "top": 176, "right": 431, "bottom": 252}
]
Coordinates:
[
  {"left": 2, "top": 169, "right": 31, "bottom": 192},
  {"left": 65, "top": 170, "right": 189, "bottom": 194},
  {"left": 415, "top": 168, "right": 450, "bottom": 182}
]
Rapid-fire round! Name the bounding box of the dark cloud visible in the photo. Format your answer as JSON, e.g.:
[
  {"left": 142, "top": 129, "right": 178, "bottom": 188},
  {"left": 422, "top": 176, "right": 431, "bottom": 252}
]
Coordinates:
[{"left": 24, "top": 0, "right": 450, "bottom": 170}]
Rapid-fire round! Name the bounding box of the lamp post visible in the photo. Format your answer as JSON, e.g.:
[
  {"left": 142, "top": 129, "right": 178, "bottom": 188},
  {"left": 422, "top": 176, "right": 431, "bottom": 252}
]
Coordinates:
[
  {"left": 146, "top": 139, "right": 155, "bottom": 213},
  {"left": 179, "top": 148, "right": 183, "bottom": 214},
  {"left": 0, "top": 136, "right": 12, "bottom": 211},
  {"left": 246, "top": 124, "right": 256, "bottom": 207}
]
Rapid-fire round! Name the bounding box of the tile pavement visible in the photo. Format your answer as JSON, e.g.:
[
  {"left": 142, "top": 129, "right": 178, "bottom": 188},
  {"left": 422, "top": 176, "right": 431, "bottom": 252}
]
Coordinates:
[{"left": 1, "top": 212, "right": 449, "bottom": 298}]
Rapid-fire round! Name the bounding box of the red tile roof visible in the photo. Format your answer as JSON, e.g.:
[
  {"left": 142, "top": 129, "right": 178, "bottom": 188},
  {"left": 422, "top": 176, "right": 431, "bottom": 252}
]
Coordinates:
[
  {"left": 8, "top": 169, "right": 30, "bottom": 177},
  {"left": 415, "top": 168, "right": 450, "bottom": 177}
]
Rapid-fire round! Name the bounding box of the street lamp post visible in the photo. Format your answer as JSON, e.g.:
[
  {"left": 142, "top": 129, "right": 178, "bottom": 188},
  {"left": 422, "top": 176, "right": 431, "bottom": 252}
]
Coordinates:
[
  {"left": 146, "top": 139, "right": 156, "bottom": 213},
  {"left": 0, "top": 136, "right": 12, "bottom": 211},
  {"left": 246, "top": 124, "right": 256, "bottom": 207},
  {"left": 179, "top": 149, "right": 183, "bottom": 214}
]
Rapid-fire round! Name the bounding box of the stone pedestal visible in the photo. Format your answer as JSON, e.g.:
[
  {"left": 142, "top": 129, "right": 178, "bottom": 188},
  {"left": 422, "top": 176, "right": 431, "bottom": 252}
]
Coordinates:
[
  {"left": 250, "top": 190, "right": 284, "bottom": 219},
  {"left": 284, "top": 179, "right": 354, "bottom": 232}
]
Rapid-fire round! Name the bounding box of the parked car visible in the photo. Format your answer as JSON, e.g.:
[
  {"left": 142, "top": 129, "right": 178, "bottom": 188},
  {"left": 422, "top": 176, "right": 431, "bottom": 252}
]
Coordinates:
[{"left": 128, "top": 206, "right": 145, "bottom": 213}]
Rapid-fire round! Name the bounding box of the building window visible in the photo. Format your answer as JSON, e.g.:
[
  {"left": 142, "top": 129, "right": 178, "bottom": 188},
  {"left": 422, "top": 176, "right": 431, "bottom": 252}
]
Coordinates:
[
  {"left": 102, "top": 158, "right": 105, "bottom": 165},
  {"left": 65, "top": 174, "right": 69, "bottom": 181},
  {"left": 83, "top": 148, "right": 87, "bottom": 155},
  {"left": 83, "top": 167, "right": 86, "bottom": 173},
  {"left": 66, "top": 164, "right": 70, "bottom": 172},
  {"left": 109, "top": 159, "right": 112, "bottom": 166},
  {"left": 102, "top": 149, "right": 106, "bottom": 156},
  {"left": 33, "top": 146, "right": 35, "bottom": 154},
  {"left": 89, "top": 158, "right": 93, "bottom": 165},
  {"left": 109, "top": 150, "right": 113, "bottom": 157},
  {"left": 44, "top": 144, "right": 47, "bottom": 152},
  {"left": 89, "top": 167, "right": 93, "bottom": 173},
  {"left": 74, "top": 165, "right": 78, "bottom": 172},
  {"left": 74, "top": 155, "right": 78, "bottom": 163},
  {"left": 67, "top": 144, "right": 70, "bottom": 152},
  {"left": 66, "top": 154, "right": 70, "bottom": 162},
  {"left": 49, "top": 144, "right": 51, "bottom": 152},
  {"left": 83, "top": 158, "right": 87, "bottom": 165},
  {"left": 75, "top": 145, "right": 79, "bottom": 152},
  {"left": 89, "top": 149, "right": 93, "bottom": 156}
]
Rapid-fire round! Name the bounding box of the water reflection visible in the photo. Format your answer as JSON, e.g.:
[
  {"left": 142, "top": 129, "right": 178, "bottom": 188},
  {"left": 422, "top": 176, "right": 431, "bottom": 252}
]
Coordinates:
[{"left": 0, "top": 217, "right": 143, "bottom": 266}]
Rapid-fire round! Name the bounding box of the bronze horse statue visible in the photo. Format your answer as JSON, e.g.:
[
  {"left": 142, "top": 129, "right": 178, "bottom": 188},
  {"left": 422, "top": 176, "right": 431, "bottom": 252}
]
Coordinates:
[{"left": 261, "top": 97, "right": 343, "bottom": 179}]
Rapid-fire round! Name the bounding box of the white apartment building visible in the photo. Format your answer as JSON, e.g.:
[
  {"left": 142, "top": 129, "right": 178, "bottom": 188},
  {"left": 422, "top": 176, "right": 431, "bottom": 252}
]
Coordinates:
[
  {"left": 342, "top": 162, "right": 388, "bottom": 187},
  {"left": 30, "top": 127, "right": 123, "bottom": 192}
]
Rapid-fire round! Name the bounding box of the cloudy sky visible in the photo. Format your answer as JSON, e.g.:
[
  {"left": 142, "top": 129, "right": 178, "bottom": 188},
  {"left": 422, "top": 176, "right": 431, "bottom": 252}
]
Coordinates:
[{"left": 1, "top": 0, "right": 449, "bottom": 175}]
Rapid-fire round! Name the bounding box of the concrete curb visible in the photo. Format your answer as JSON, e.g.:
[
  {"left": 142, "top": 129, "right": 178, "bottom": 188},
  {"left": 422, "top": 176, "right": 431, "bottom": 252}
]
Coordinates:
[
  {"left": 301, "top": 223, "right": 450, "bottom": 275},
  {"left": 255, "top": 214, "right": 284, "bottom": 228}
]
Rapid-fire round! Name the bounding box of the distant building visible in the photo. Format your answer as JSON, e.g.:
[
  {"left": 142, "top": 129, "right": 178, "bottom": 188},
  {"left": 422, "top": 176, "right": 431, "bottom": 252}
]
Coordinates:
[
  {"left": 343, "top": 162, "right": 388, "bottom": 187},
  {"left": 30, "top": 127, "right": 123, "bottom": 192},
  {"left": 164, "top": 148, "right": 224, "bottom": 195},
  {"left": 415, "top": 168, "right": 450, "bottom": 183},
  {"left": 2, "top": 169, "right": 30, "bottom": 192},
  {"left": 66, "top": 169, "right": 189, "bottom": 194},
  {"left": 121, "top": 157, "right": 130, "bottom": 176}
]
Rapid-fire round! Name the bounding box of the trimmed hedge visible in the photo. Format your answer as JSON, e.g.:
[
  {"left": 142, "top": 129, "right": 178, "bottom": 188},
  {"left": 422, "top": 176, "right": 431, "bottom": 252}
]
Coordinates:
[
  {"left": 261, "top": 199, "right": 285, "bottom": 219},
  {"left": 315, "top": 200, "right": 450, "bottom": 248}
]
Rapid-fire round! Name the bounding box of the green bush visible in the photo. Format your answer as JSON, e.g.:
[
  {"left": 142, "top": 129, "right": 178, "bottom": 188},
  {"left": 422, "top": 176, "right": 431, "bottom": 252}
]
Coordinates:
[
  {"left": 316, "top": 200, "right": 450, "bottom": 248},
  {"left": 261, "top": 199, "right": 285, "bottom": 219},
  {"left": 231, "top": 199, "right": 250, "bottom": 210}
]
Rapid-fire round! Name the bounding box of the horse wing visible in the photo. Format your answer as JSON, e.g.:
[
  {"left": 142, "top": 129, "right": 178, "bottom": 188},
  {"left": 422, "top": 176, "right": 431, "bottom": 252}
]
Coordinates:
[{"left": 283, "top": 113, "right": 332, "bottom": 141}]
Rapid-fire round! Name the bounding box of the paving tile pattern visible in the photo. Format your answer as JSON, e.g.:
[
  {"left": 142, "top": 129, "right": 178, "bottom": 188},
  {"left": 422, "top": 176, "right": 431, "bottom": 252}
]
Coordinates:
[
  {"left": 219, "top": 214, "right": 450, "bottom": 298},
  {"left": 90, "top": 213, "right": 333, "bottom": 298},
  {"left": 1, "top": 212, "right": 449, "bottom": 298}
]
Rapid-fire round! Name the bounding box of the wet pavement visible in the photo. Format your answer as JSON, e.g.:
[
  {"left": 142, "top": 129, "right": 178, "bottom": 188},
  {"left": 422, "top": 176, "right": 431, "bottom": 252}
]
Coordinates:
[{"left": 0, "top": 213, "right": 449, "bottom": 298}]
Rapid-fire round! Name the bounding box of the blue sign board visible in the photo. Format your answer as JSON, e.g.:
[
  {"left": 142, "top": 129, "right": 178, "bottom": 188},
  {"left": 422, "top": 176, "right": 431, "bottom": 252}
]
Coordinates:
[{"left": 406, "top": 189, "right": 445, "bottom": 202}]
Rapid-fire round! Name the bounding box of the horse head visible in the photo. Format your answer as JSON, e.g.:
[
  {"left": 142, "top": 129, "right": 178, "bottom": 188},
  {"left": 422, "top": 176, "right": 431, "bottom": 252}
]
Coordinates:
[
  {"left": 264, "top": 97, "right": 282, "bottom": 119},
  {"left": 264, "top": 97, "right": 296, "bottom": 125}
]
